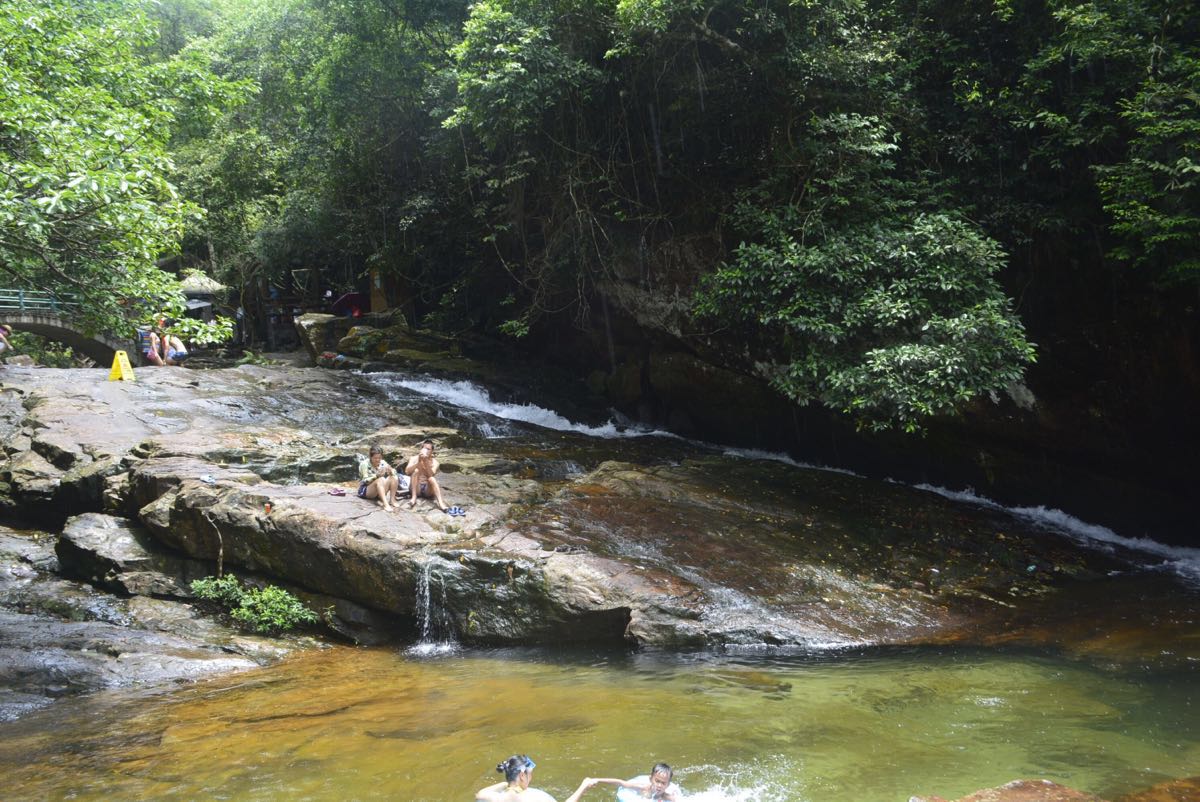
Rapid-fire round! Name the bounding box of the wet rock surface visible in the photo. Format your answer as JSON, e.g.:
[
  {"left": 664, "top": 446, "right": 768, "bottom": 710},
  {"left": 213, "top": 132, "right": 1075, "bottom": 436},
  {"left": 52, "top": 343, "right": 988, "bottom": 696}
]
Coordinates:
[
  {"left": 57, "top": 512, "right": 211, "bottom": 596},
  {"left": 0, "top": 523, "right": 295, "bottom": 721}
]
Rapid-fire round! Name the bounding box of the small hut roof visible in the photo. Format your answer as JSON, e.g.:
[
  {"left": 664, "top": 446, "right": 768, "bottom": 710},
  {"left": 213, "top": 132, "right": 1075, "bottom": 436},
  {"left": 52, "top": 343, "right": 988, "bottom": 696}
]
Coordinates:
[{"left": 178, "top": 273, "right": 227, "bottom": 294}]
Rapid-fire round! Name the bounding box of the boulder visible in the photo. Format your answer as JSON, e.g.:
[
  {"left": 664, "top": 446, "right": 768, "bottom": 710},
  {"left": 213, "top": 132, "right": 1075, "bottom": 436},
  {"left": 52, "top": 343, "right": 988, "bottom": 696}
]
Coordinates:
[
  {"left": 337, "top": 324, "right": 392, "bottom": 357},
  {"left": 1116, "top": 776, "right": 1200, "bottom": 802},
  {"left": 56, "top": 513, "right": 211, "bottom": 597},
  {"left": 295, "top": 310, "right": 402, "bottom": 363},
  {"left": 57, "top": 454, "right": 128, "bottom": 511},
  {"left": 6, "top": 448, "right": 61, "bottom": 507},
  {"left": 910, "top": 779, "right": 1109, "bottom": 802},
  {"left": 124, "top": 456, "right": 725, "bottom": 646},
  {"left": 294, "top": 312, "right": 337, "bottom": 362}
]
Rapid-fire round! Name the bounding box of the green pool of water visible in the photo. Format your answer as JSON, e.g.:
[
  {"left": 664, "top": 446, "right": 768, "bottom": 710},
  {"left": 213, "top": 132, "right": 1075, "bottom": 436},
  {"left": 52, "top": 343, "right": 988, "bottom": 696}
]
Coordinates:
[{"left": 0, "top": 644, "right": 1195, "bottom": 801}]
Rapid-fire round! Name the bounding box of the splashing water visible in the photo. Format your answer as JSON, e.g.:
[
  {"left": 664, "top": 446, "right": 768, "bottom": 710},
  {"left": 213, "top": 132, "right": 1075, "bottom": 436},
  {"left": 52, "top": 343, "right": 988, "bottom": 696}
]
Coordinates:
[
  {"left": 406, "top": 557, "right": 458, "bottom": 657},
  {"left": 369, "top": 374, "right": 673, "bottom": 439}
]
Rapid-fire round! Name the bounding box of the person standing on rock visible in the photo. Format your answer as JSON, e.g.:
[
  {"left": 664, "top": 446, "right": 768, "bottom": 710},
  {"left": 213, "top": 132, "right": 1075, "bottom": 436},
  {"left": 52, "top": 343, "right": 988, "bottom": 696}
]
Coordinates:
[
  {"left": 475, "top": 755, "right": 595, "bottom": 802},
  {"left": 403, "top": 438, "right": 448, "bottom": 512},
  {"left": 359, "top": 445, "right": 401, "bottom": 512},
  {"left": 137, "top": 325, "right": 166, "bottom": 366}
]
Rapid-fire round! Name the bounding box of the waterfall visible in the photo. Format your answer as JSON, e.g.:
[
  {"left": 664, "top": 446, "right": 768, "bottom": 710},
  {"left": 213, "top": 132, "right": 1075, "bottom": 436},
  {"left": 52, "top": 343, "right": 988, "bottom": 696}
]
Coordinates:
[{"left": 408, "top": 557, "right": 458, "bottom": 656}]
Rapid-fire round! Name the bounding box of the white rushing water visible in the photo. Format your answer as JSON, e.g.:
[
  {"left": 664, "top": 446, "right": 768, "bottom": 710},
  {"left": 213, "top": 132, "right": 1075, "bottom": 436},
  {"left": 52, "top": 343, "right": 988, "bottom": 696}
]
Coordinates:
[
  {"left": 371, "top": 374, "right": 674, "bottom": 439},
  {"left": 405, "top": 556, "right": 459, "bottom": 657},
  {"left": 915, "top": 483, "right": 1200, "bottom": 584},
  {"left": 719, "top": 445, "right": 860, "bottom": 477}
]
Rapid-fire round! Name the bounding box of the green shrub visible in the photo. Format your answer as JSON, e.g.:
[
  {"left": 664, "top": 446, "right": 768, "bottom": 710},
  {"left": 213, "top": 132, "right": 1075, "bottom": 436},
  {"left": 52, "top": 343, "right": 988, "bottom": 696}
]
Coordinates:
[
  {"left": 191, "top": 573, "right": 246, "bottom": 608},
  {"left": 230, "top": 584, "right": 318, "bottom": 634},
  {"left": 190, "top": 574, "right": 316, "bottom": 635}
]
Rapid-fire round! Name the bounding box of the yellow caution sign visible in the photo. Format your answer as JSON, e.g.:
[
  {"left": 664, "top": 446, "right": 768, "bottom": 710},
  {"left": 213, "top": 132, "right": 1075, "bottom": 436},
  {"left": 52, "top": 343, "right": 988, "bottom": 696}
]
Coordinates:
[{"left": 107, "top": 350, "right": 135, "bottom": 382}]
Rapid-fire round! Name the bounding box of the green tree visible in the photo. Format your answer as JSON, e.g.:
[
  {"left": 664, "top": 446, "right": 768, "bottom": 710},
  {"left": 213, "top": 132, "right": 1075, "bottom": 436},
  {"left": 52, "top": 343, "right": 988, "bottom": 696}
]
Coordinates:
[
  {"left": 173, "top": 0, "right": 474, "bottom": 323},
  {"left": 0, "top": 0, "right": 243, "bottom": 336}
]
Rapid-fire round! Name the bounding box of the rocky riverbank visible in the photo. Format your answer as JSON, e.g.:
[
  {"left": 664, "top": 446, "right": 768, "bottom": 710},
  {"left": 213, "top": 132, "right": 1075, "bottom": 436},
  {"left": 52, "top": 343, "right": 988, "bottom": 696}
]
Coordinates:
[
  {"left": 2, "top": 355, "right": 1198, "bottom": 719},
  {"left": 0, "top": 521, "right": 297, "bottom": 721}
]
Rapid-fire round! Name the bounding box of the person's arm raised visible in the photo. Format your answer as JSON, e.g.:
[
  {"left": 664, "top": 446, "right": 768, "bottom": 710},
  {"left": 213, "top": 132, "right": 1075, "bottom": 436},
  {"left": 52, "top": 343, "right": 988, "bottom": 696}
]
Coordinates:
[
  {"left": 563, "top": 777, "right": 599, "bottom": 802},
  {"left": 585, "top": 777, "right": 636, "bottom": 789}
]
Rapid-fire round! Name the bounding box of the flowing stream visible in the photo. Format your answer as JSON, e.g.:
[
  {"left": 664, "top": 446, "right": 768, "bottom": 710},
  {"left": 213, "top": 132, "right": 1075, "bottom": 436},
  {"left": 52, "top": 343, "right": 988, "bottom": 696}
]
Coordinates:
[{"left": 1, "top": 369, "right": 1198, "bottom": 800}]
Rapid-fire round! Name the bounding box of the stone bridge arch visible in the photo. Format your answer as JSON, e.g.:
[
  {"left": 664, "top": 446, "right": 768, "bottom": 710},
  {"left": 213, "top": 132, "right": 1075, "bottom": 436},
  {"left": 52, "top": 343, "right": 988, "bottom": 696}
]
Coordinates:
[{"left": 1, "top": 310, "right": 131, "bottom": 365}]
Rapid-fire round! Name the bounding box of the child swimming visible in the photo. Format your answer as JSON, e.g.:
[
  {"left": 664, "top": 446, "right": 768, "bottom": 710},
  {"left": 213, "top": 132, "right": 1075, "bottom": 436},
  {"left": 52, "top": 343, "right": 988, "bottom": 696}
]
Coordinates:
[{"left": 586, "top": 763, "right": 681, "bottom": 801}]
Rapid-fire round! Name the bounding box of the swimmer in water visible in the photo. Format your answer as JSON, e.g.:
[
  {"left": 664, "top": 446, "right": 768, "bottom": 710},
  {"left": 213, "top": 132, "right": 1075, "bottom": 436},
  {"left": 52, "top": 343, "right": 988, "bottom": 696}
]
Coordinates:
[
  {"left": 585, "top": 763, "right": 681, "bottom": 801},
  {"left": 475, "top": 755, "right": 595, "bottom": 802}
]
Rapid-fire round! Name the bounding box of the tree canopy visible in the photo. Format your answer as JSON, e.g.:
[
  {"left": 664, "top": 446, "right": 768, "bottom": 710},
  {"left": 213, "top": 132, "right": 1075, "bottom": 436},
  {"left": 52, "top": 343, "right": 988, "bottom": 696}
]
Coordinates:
[{"left": 5, "top": 0, "right": 1196, "bottom": 430}]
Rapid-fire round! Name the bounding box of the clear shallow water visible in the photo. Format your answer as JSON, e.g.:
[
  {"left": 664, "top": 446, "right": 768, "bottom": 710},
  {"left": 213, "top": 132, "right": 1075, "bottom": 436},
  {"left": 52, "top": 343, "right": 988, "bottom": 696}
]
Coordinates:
[{"left": 0, "top": 645, "right": 1195, "bottom": 801}]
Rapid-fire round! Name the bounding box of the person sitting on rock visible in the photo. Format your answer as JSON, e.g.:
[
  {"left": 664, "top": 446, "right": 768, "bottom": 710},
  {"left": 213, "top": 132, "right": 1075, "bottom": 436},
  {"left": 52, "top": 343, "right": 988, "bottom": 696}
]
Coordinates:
[
  {"left": 586, "top": 763, "right": 682, "bottom": 801},
  {"left": 0, "top": 324, "right": 12, "bottom": 361},
  {"left": 358, "top": 445, "right": 403, "bottom": 512},
  {"left": 476, "top": 755, "right": 594, "bottom": 802},
  {"left": 403, "top": 438, "right": 448, "bottom": 512}
]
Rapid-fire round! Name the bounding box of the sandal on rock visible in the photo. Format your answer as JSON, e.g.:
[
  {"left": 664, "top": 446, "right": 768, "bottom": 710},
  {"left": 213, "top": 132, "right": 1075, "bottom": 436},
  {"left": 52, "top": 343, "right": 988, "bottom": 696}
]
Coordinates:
[{"left": 327, "top": 487, "right": 346, "bottom": 496}]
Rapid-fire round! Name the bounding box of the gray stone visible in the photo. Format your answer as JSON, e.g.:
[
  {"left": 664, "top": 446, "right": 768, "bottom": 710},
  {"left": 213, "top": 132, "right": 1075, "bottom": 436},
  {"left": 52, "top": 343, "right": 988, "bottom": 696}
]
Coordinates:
[
  {"left": 57, "top": 513, "right": 211, "bottom": 597},
  {"left": 294, "top": 312, "right": 337, "bottom": 362}
]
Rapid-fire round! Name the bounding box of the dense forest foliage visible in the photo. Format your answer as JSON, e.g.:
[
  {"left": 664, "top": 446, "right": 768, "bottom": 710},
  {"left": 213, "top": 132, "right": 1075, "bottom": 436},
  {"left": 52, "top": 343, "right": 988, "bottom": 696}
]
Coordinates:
[{"left": 2, "top": 0, "right": 1196, "bottom": 432}]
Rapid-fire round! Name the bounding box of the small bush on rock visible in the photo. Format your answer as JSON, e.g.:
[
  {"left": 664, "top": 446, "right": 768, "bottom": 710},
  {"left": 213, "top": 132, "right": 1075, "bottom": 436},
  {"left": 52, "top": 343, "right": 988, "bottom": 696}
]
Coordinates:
[
  {"left": 190, "top": 574, "right": 317, "bottom": 635},
  {"left": 191, "top": 574, "right": 245, "bottom": 608},
  {"left": 230, "top": 584, "right": 318, "bottom": 634}
]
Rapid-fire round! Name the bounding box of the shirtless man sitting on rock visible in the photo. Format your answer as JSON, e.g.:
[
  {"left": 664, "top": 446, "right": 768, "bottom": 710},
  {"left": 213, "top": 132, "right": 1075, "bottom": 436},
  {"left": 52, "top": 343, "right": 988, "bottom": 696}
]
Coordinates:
[{"left": 404, "top": 439, "right": 448, "bottom": 512}]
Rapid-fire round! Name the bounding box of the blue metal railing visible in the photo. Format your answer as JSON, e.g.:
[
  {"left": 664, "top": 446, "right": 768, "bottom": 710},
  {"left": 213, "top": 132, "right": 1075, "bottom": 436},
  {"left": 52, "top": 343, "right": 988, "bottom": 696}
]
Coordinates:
[{"left": 0, "top": 289, "right": 79, "bottom": 313}]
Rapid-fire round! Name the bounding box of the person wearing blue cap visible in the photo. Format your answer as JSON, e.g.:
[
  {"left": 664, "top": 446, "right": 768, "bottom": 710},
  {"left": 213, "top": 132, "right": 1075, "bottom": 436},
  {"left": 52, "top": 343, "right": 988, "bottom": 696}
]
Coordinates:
[{"left": 475, "top": 755, "right": 595, "bottom": 802}]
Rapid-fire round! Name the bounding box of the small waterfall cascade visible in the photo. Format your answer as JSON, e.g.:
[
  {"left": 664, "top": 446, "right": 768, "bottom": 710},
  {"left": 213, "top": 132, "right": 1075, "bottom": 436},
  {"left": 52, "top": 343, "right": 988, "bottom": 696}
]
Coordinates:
[{"left": 409, "top": 557, "right": 458, "bottom": 656}]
